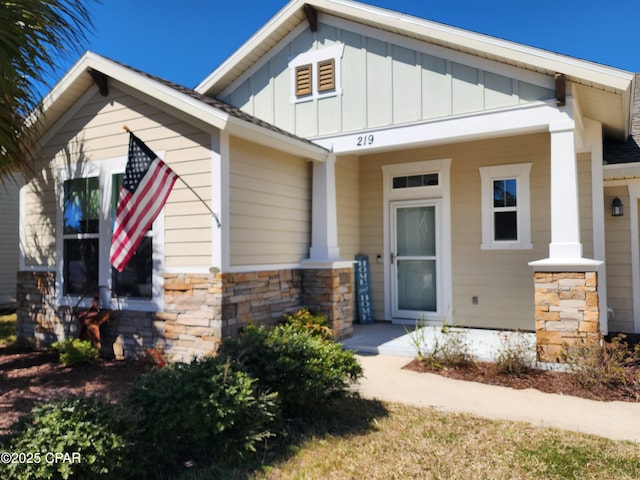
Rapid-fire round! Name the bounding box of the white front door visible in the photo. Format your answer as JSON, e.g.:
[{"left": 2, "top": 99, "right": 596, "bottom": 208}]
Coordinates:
[{"left": 391, "top": 200, "right": 439, "bottom": 319}]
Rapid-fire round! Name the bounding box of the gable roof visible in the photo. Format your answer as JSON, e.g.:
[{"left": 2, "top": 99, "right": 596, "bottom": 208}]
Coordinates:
[
  {"left": 196, "top": 0, "right": 635, "bottom": 139},
  {"left": 34, "top": 51, "right": 328, "bottom": 161}
]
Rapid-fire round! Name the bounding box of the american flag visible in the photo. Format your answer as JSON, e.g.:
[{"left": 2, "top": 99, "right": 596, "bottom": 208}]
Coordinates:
[{"left": 110, "top": 133, "right": 178, "bottom": 272}]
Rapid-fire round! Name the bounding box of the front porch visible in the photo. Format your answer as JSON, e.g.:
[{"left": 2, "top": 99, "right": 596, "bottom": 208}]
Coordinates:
[{"left": 341, "top": 322, "right": 536, "bottom": 363}]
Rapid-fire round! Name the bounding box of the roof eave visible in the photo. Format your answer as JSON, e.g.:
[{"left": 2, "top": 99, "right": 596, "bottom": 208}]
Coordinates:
[
  {"left": 196, "top": 0, "right": 634, "bottom": 98},
  {"left": 34, "top": 52, "right": 327, "bottom": 160}
]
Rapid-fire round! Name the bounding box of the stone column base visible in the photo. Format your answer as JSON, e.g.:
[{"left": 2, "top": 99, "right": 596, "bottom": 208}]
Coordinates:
[
  {"left": 534, "top": 271, "right": 600, "bottom": 362},
  {"left": 301, "top": 266, "right": 354, "bottom": 339}
]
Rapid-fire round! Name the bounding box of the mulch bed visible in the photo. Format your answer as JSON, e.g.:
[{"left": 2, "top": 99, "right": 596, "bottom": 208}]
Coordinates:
[
  {"left": 0, "top": 348, "right": 141, "bottom": 435},
  {"left": 404, "top": 359, "right": 640, "bottom": 403}
]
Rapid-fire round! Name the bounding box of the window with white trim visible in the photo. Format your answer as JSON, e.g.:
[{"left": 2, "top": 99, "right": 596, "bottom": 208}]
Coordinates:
[
  {"left": 57, "top": 158, "right": 164, "bottom": 310},
  {"left": 479, "top": 163, "right": 532, "bottom": 250},
  {"left": 289, "top": 44, "right": 344, "bottom": 103}
]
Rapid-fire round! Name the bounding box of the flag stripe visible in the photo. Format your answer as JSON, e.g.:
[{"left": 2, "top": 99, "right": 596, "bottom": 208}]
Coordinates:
[
  {"left": 110, "top": 134, "right": 178, "bottom": 272},
  {"left": 111, "top": 159, "right": 175, "bottom": 241},
  {"left": 111, "top": 167, "right": 176, "bottom": 268}
]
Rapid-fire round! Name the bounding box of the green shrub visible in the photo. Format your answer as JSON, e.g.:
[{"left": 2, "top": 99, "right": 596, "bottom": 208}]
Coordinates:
[
  {"left": 52, "top": 338, "right": 99, "bottom": 366},
  {"left": 283, "top": 307, "right": 333, "bottom": 340},
  {"left": 125, "top": 356, "right": 277, "bottom": 474},
  {"left": 219, "top": 323, "right": 363, "bottom": 416},
  {"left": 3, "top": 395, "right": 136, "bottom": 480}
]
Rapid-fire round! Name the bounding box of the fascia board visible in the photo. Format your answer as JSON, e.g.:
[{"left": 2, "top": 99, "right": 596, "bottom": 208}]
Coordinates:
[
  {"left": 321, "top": 0, "right": 634, "bottom": 92},
  {"left": 195, "top": 0, "right": 304, "bottom": 94},
  {"left": 83, "top": 54, "right": 229, "bottom": 129},
  {"left": 198, "top": 0, "right": 632, "bottom": 95},
  {"left": 225, "top": 115, "right": 328, "bottom": 161}
]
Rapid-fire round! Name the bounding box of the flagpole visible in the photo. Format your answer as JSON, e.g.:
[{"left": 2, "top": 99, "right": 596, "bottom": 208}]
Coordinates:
[{"left": 122, "top": 126, "right": 221, "bottom": 227}]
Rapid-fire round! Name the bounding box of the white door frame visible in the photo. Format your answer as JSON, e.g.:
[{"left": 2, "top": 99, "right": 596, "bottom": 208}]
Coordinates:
[{"left": 382, "top": 158, "right": 452, "bottom": 324}]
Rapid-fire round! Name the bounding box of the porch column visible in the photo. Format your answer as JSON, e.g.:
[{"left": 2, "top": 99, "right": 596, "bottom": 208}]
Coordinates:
[
  {"left": 530, "top": 120, "right": 602, "bottom": 362},
  {"left": 309, "top": 153, "right": 340, "bottom": 261},
  {"left": 548, "top": 122, "right": 582, "bottom": 259}
]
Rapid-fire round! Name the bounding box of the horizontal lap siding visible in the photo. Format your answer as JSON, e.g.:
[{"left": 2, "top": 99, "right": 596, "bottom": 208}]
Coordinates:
[
  {"left": 359, "top": 133, "right": 551, "bottom": 329},
  {"left": 604, "top": 186, "right": 633, "bottom": 332},
  {"left": 229, "top": 137, "right": 310, "bottom": 266},
  {"left": 450, "top": 134, "right": 550, "bottom": 330},
  {"left": 336, "top": 155, "right": 360, "bottom": 260},
  {"left": 0, "top": 182, "right": 20, "bottom": 301},
  {"left": 24, "top": 87, "right": 213, "bottom": 270}
]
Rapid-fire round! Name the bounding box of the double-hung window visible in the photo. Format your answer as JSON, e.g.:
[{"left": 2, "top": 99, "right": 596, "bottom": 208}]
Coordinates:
[
  {"left": 479, "top": 163, "right": 532, "bottom": 250},
  {"left": 58, "top": 157, "right": 163, "bottom": 310}
]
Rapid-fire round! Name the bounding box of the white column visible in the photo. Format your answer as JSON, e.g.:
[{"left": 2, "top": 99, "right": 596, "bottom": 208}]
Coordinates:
[
  {"left": 309, "top": 154, "right": 340, "bottom": 261},
  {"left": 210, "top": 130, "right": 228, "bottom": 272},
  {"left": 548, "top": 122, "right": 583, "bottom": 259}
]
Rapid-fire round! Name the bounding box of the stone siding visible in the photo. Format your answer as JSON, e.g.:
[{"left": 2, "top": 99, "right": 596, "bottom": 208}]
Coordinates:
[
  {"left": 534, "top": 271, "right": 600, "bottom": 362},
  {"left": 302, "top": 267, "right": 354, "bottom": 339},
  {"left": 16, "top": 266, "right": 353, "bottom": 361}
]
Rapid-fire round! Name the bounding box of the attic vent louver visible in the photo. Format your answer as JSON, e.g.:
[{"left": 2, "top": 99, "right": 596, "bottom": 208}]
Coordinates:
[
  {"left": 317, "top": 59, "right": 335, "bottom": 92},
  {"left": 295, "top": 64, "right": 313, "bottom": 96}
]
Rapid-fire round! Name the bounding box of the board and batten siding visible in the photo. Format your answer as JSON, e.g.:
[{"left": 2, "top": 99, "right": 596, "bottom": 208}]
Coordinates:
[
  {"left": 222, "top": 19, "right": 555, "bottom": 139},
  {"left": 22, "top": 86, "right": 213, "bottom": 270},
  {"left": 604, "top": 186, "right": 633, "bottom": 332},
  {"left": 228, "top": 137, "right": 311, "bottom": 266},
  {"left": 357, "top": 133, "right": 552, "bottom": 330}
]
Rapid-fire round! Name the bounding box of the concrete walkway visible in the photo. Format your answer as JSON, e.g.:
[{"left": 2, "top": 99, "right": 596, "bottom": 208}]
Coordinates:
[{"left": 342, "top": 323, "right": 640, "bottom": 443}]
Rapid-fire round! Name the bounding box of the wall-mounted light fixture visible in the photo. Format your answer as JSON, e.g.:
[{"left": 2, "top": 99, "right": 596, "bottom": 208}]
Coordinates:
[{"left": 611, "top": 197, "right": 624, "bottom": 217}]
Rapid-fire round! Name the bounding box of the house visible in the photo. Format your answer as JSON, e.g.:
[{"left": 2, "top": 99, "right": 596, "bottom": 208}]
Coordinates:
[
  {"left": 17, "top": 0, "right": 638, "bottom": 362},
  {"left": 0, "top": 178, "right": 21, "bottom": 311}
]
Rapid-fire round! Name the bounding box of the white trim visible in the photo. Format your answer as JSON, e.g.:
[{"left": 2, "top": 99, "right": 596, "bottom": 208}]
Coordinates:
[
  {"left": 288, "top": 43, "right": 345, "bottom": 103},
  {"left": 627, "top": 183, "right": 640, "bottom": 333},
  {"left": 382, "top": 158, "right": 452, "bottom": 322},
  {"left": 312, "top": 100, "right": 571, "bottom": 155},
  {"left": 210, "top": 131, "right": 223, "bottom": 271},
  {"left": 548, "top": 123, "right": 582, "bottom": 259},
  {"left": 584, "top": 118, "right": 608, "bottom": 334},
  {"left": 309, "top": 154, "right": 340, "bottom": 261},
  {"left": 163, "top": 266, "right": 214, "bottom": 275},
  {"left": 19, "top": 184, "right": 27, "bottom": 271},
  {"left": 479, "top": 163, "right": 533, "bottom": 250},
  {"left": 220, "top": 131, "right": 231, "bottom": 272}
]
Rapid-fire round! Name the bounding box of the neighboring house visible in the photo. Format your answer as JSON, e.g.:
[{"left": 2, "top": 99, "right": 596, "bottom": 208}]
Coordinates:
[
  {"left": 17, "top": 0, "right": 639, "bottom": 362},
  {"left": 0, "top": 178, "right": 21, "bottom": 310}
]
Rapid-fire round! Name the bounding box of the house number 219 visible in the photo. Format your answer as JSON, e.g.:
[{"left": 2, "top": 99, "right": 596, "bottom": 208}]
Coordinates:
[{"left": 356, "top": 134, "right": 374, "bottom": 147}]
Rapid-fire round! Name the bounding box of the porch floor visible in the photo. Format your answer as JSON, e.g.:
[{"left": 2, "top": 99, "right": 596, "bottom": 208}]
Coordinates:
[{"left": 341, "top": 322, "right": 536, "bottom": 363}]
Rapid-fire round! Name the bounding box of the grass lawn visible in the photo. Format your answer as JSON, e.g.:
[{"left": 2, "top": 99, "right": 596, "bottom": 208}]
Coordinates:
[
  {"left": 180, "top": 399, "right": 640, "bottom": 480},
  {"left": 0, "top": 313, "right": 16, "bottom": 345}
]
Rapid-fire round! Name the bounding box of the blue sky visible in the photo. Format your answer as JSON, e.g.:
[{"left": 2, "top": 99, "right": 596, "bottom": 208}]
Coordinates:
[{"left": 49, "top": 0, "right": 640, "bottom": 92}]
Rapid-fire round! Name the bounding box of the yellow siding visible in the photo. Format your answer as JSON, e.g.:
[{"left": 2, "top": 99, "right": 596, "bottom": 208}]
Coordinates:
[
  {"left": 229, "top": 137, "right": 311, "bottom": 266},
  {"left": 358, "top": 133, "right": 552, "bottom": 330},
  {"left": 24, "top": 86, "right": 213, "bottom": 269},
  {"left": 577, "top": 153, "right": 594, "bottom": 258},
  {"left": 336, "top": 155, "right": 360, "bottom": 260},
  {"left": 604, "top": 186, "right": 633, "bottom": 332}
]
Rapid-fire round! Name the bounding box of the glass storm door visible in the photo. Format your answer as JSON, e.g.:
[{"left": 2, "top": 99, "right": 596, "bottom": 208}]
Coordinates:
[{"left": 391, "top": 201, "right": 438, "bottom": 318}]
